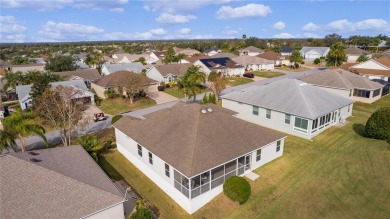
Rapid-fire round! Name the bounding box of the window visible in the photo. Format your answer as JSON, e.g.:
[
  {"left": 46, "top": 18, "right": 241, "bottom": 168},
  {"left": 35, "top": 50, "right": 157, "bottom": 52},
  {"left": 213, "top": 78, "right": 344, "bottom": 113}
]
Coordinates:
[
  {"left": 165, "top": 163, "right": 170, "bottom": 177},
  {"left": 252, "top": 106, "right": 259, "bottom": 115},
  {"left": 266, "top": 109, "right": 271, "bottom": 119},
  {"left": 256, "top": 149, "right": 262, "bottom": 161},
  {"left": 373, "top": 89, "right": 380, "bottom": 97},
  {"left": 349, "top": 89, "right": 352, "bottom": 97},
  {"left": 285, "top": 114, "right": 291, "bottom": 124},
  {"left": 312, "top": 119, "right": 318, "bottom": 129},
  {"left": 294, "top": 117, "right": 308, "bottom": 132},
  {"left": 137, "top": 144, "right": 142, "bottom": 157},
  {"left": 276, "top": 140, "right": 281, "bottom": 152},
  {"left": 353, "top": 89, "right": 370, "bottom": 98},
  {"left": 148, "top": 152, "right": 153, "bottom": 165}
]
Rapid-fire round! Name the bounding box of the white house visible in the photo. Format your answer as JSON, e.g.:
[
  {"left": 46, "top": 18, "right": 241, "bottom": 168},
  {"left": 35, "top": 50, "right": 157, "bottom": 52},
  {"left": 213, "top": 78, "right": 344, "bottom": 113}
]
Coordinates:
[
  {"left": 232, "top": 56, "right": 274, "bottom": 71},
  {"left": 345, "top": 47, "right": 372, "bottom": 63},
  {"left": 146, "top": 63, "right": 191, "bottom": 84},
  {"left": 101, "top": 63, "right": 145, "bottom": 75},
  {"left": 300, "top": 47, "right": 330, "bottom": 60},
  {"left": 0, "top": 146, "right": 125, "bottom": 219},
  {"left": 113, "top": 102, "right": 286, "bottom": 214},
  {"left": 221, "top": 79, "right": 354, "bottom": 140},
  {"left": 345, "top": 57, "right": 390, "bottom": 82},
  {"left": 238, "top": 46, "right": 264, "bottom": 56},
  {"left": 149, "top": 51, "right": 166, "bottom": 63},
  {"left": 194, "top": 57, "right": 245, "bottom": 78},
  {"left": 203, "top": 47, "right": 221, "bottom": 56}
]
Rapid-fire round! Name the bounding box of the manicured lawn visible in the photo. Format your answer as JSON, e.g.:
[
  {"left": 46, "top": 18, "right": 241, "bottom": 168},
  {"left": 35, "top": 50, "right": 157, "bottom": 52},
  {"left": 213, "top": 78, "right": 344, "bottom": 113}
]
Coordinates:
[
  {"left": 253, "top": 71, "right": 284, "bottom": 78},
  {"left": 164, "top": 86, "right": 185, "bottom": 99},
  {"left": 276, "top": 66, "right": 309, "bottom": 72},
  {"left": 98, "top": 97, "right": 156, "bottom": 115},
  {"left": 224, "top": 77, "right": 253, "bottom": 86},
  {"left": 99, "top": 95, "right": 390, "bottom": 218}
]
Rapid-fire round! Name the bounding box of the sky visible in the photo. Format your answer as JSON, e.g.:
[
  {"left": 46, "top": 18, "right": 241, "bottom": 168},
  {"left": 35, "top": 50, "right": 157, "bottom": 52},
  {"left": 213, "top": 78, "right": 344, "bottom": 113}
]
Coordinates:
[{"left": 0, "top": 0, "right": 389, "bottom": 43}]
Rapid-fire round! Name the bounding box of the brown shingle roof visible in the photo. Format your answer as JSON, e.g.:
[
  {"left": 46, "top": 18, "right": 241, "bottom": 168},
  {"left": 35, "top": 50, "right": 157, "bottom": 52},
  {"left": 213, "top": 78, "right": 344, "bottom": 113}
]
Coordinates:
[
  {"left": 0, "top": 146, "right": 124, "bottom": 219},
  {"left": 185, "top": 55, "right": 209, "bottom": 63},
  {"left": 375, "top": 57, "right": 390, "bottom": 68},
  {"left": 93, "top": 70, "right": 157, "bottom": 88},
  {"left": 153, "top": 63, "right": 192, "bottom": 77},
  {"left": 257, "top": 51, "right": 282, "bottom": 61},
  {"left": 114, "top": 102, "right": 285, "bottom": 177},
  {"left": 53, "top": 69, "right": 101, "bottom": 81},
  {"left": 210, "top": 52, "right": 238, "bottom": 58},
  {"left": 345, "top": 47, "right": 371, "bottom": 55}
]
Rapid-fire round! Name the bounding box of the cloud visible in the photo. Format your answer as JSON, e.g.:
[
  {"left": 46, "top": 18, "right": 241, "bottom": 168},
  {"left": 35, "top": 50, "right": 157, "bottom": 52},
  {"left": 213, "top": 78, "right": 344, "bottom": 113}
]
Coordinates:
[
  {"left": 302, "top": 22, "right": 319, "bottom": 31},
  {"left": 178, "top": 28, "right": 191, "bottom": 34},
  {"left": 0, "top": 16, "right": 16, "bottom": 23},
  {"left": 0, "top": 15, "right": 27, "bottom": 43},
  {"left": 110, "top": 8, "right": 124, "bottom": 13},
  {"left": 39, "top": 21, "right": 104, "bottom": 41},
  {"left": 327, "top": 18, "right": 388, "bottom": 32},
  {"left": 273, "top": 21, "right": 286, "bottom": 30},
  {"left": 156, "top": 13, "right": 196, "bottom": 24},
  {"left": 328, "top": 19, "right": 352, "bottom": 31},
  {"left": 223, "top": 29, "right": 239, "bottom": 35},
  {"left": 273, "top": 33, "right": 294, "bottom": 39},
  {"left": 216, "top": 4, "right": 272, "bottom": 19},
  {"left": 143, "top": 0, "right": 238, "bottom": 13},
  {"left": 104, "top": 29, "right": 216, "bottom": 41},
  {"left": 303, "top": 32, "right": 320, "bottom": 38},
  {"left": 149, "top": 28, "right": 167, "bottom": 35}
]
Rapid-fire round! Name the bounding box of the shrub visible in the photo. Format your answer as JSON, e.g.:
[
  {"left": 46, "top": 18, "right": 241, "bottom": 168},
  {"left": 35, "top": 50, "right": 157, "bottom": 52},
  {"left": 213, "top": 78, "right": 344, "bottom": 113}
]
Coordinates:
[
  {"left": 168, "top": 81, "right": 175, "bottom": 87},
  {"left": 365, "top": 107, "right": 390, "bottom": 140},
  {"left": 300, "top": 61, "right": 305, "bottom": 64},
  {"left": 104, "top": 89, "right": 117, "bottom": 99},
  {"left": 157, "top": 85, "right": 165, "bottom": 91},
  {"left": 111, "top": 115, "right": 123, "bottom": 124},
  {"left": 201, "top": 93, "right": 209, "bottom": 104},
  {"left": 165, "top": 83, "right": 170, "bottom": 88},
  {"left": 223, "top": 176, "right": 251, "bottom": 204},
  {"left": 313, "top": 58, "right": 321, "bottom": 65},
  {"left": 130, "top": 200, "right": 154, "bottom": 219},
  {"left": 209, "top": 93, "right": 216, "bottom": 104}
]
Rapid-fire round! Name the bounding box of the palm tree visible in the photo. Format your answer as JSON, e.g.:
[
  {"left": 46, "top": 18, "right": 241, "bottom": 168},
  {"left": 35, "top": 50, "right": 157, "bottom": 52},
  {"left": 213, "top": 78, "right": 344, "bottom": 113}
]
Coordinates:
[
  {"left": 178, "top": 65, "right": 206, "bottom": 102},
  {"left": 175, "top": 53, "right": 187, "bottom": 64},
  {"left": 0, "top": 130, "right": 18, "bottom": 153},
  {"left": 77, "top": 135, "right": 103, "bottom": 161},
  {"left": 1, "top": 71, "right": 22, "bottom": 92},
  {"left": 326, "top": 42, "right": 347, "bottom": 67},
  {"left": 2, "top": 110, "right": 47, "bottom": 152}
]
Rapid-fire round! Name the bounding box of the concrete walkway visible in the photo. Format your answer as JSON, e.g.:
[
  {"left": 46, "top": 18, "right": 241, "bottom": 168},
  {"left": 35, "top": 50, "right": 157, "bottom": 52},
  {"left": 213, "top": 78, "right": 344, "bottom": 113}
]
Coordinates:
[
  {"left": 245, "top": 172, "right": 260, "bottom": 181},
  {"left": 147, "top": 91, "right": 178, "bottom": 104}
]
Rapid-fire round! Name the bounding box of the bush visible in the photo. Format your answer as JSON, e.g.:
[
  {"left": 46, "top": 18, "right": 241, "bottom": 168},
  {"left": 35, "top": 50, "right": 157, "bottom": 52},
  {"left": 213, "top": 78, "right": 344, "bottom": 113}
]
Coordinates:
[
  {"left": 165, "top": 84, "right": 170, "bottom": 88},
  {"left": 365, "top": 107, "right": 390, "bottom": 140},
  {"left": 111, "top": 115, "right": 123, "bottom": 124},
  {"left": 130, "top": 200, "right": 154, "bottom": 219},
  {"left": 300, "top": 61, "right": 305, "bottom": 64},
  {"left": 313, "top": 58, "right": 321, "bottom": 65},
  {"left": 157, "top": 85, "right": 165, "bottom": 91},
  {"left": 104, "top": 89, "right": 117, "bottom": 99},
  {"left": 223, "top": 176, "right": 251, "bottom": 204}
]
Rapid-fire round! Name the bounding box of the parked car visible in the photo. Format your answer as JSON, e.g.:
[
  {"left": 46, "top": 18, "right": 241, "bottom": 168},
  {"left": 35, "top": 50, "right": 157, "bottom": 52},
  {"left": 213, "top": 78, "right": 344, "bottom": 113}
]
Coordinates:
[{"left": 243, "top": 73, "right": 254, "bottom": 78}]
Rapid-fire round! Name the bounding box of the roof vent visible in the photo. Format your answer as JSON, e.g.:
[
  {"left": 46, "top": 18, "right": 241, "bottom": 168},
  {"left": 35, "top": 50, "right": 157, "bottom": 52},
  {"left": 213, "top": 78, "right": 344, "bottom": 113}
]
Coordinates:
[
  {"left": 28, "top": 152, "right": 39, "bottom": 156},
  {"left": 30, "top": 158, "right": 42, "bottom": 163},
  {"left": 201, "top": 109, "right": 207, "bottom": 114},
  {"left": 207, "top": 108, "right": 213, "bottom": 112}
]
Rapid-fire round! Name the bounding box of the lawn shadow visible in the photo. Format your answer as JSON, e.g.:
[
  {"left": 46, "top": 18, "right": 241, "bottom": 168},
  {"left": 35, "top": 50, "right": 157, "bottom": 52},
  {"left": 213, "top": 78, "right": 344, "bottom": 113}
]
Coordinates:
[{"left": 352, "top": 123, "right": 366, "bottom": 138}]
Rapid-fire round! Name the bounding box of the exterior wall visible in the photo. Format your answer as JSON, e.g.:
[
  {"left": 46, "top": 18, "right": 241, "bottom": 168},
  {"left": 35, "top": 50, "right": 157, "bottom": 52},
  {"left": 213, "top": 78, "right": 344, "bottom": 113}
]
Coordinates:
[
  {"left": 353, "top": 60, "right": 389, "bottom": 70},
  {"left": 366, "top": 75, "right": 389, "bottom": 82},
  {"left": 250, "top": 139, "right": 284, "bottom": 170},
  {"left": 146, "top": 67, "right": 165, "bottom": 83},
  {"left": 101, "top": 66, "right": 110, "bottom": 75},
  {"left": 347, "top": 54, "right": 359, "bottom": 63},
  {"left": 194, "top": 61, "right": 211, "bottom": 76},
  {"left": 303, "top": 50, "right": 321, "bottom": 59},
  {"left": 244, "top": 64, "right": 274, "bottom": 71},
  {"left": 84, "top": 203, "right": 124, "bottom": 219},
  {"left": 12, "top": 65, "right": 45, "bottom": 73},
  {"left": 206, "top": 51, "right": 219, "bottom": 56},
  {"left": 91, "top": 83, "right": 107, "bottom": 99},
  {"left": 226, "top": 67, "right": 245, "bottom": 76}
]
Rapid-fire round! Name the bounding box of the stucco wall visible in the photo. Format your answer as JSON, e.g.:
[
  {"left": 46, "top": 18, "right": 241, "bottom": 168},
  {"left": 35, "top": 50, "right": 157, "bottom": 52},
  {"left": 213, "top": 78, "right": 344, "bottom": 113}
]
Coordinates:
[
  {"left": 91, "top": 83, "right": 107, "bottom": 99},
  {"left": 84, "top": 203, "right": 124, "bottom": 219},
  {"left": 353, "top": 60, "right": 389, "bottom": 70},
  {"left": 146, "top": 67, "right": 165, "bottom": 83}
]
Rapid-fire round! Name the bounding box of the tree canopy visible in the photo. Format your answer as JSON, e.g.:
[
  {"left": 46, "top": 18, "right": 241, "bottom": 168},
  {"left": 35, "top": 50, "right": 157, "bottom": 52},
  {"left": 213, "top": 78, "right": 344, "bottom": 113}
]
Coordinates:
[
  {"left": 326, "top": 42, "right": 347, "bottom": 67},
  {"left": 45, "top": 55, "right": 77, "bottom": 72}
]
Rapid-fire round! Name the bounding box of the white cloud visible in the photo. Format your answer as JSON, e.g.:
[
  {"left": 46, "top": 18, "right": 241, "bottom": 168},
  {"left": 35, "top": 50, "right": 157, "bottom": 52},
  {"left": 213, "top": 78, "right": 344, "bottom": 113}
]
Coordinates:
[
  {"left": 0, "top": 16, "right": 16, "bottom": 23},
  {"left": 216, "top": 4, "right": 272, "bottom": 19},
  {"left": 143, "top": 0, "right": 238, "bottom": 13},
  {"left": 273, "top": 33, "right": 294, "bottom": 39},
  {"left": 39, "top": 21, "right": 104, "bottom": 41},
  {"left": 110, "top": 8, "right": 124, "bottom": 13},
  {"left": 178, "top": 28, "right": 191, "bottom": 34},
  {"left": 303, "top": 32, "right": 320, "bottom": 38},
  {"left": 149, "top": 28, "right": 167, "bottom": 35},
  {"left": 273, "top": 21, "right": 286, "bottom": 30},
  {"left": 328, "top": 19, "right": 352, "bottom": 31},
  {"left": 156, "top": 13, "right": 196, "bottom": 24},
  {"left": 302, "top": 22, "right": 319, "bottom": 31},
  {"left": 327, "top": 18, "right": 388, "bottom": 32},
  {"left": 0, "top": 15, "right": 27, "bottom": 43},
  {"left": 223, "top": 29, "right": 238, "bottom": 35}
]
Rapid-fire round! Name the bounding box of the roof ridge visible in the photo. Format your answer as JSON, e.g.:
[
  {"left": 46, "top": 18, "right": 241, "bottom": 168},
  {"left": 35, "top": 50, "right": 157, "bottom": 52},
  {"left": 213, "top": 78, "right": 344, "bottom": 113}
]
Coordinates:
[
  {"left": 334, "top": 70, "right": 353, "bottom": 89},
  {"left": 294, "top": 79, "right": 315, "bottom": 118},
  {"left": 189, "top": 106, "right": 201, "bottom": 176}
]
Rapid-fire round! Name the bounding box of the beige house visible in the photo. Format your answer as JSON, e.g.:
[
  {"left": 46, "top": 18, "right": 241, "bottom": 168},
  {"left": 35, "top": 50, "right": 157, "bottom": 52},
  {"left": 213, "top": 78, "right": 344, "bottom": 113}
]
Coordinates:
[
  {"left": 232, "top": 56, "right": 274, "bottom": 71},
  {"left": 345, "top": 47, "right": 371, "bottom": 63},
  {"left": 146, "top": 63, "right": 192, "bottom": 84},
  {"left": 238, "top": 46, "right": 264, "bottom": 56}
]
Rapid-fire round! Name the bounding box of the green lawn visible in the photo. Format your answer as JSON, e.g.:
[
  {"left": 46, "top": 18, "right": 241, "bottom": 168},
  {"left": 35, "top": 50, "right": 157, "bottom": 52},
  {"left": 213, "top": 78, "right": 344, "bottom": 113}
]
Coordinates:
[
  {"left": 253, "top": 71, "right": 284, "bottom": 78},
  {"left": 98, "top": 95, "right": 390, "bottom": 219},
  {"left": 98, "top": 97, "right": 156, "bottom": 115},
  {"left": 276, "top": 66, "right": 309, "bottom": 72},
  {"left": 224, "top": 77, "right": 253, "bottom": 86},
  {"left": 164, "top": 86, "right": 185, "bottom": 99}
]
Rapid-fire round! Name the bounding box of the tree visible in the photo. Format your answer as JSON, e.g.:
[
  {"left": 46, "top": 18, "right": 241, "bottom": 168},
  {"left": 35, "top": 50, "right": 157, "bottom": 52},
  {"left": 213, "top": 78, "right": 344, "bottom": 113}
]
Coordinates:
[
  {"left": 0, "top": 130, "right": 18, "bottom": 153},
  {"left": 326, "top": 42, "right": 347, "bottom": 67},
  {"left": 223, "top": 176, "right": 251, "bottom": 204},
  {"left": 178, "top": 65, "right": 206, "bottom": 102},
  {"left": 313, "top": 58, "right": 321, "bottom": 65},
  {"left": 135, "top": 57, "right": 146, "bottom": 65},
  {"left": 25, "top": 71, "right": 62, "bottom": 105},
  {"left": 365, "top": 107, "right": 390, "bottom": 140},
  {"left": 208, "top": 71, "right": 226, "bottom": 98},
  {"left": 77, "top": 135, "right": 103, "bottom": 161},
  {"left": 324, "top": 33, "right": 343, "bottom": 47},
  {"left": 175, "top": 53, "right": 187, "bottom": 64},
  {"left": 119, "top": 74, "right": 147, "bottom": 104},
  {"left": 45, "top": 55, "right": 77, "bottom": 72},
  {"left": 130, "top": 200, "right": 153, "bottom": 219},
  {"left": 356, "top": 55, "right": 370, "bottom": 63},
  {"left": 289, "top": 49, "right": 303, "bottom": 68},
  {"left": 242, "top": 34, "right": 247, "bottom": 44},
  {"left": 2, "top": 110, "right": 47, "bottom": 152},
  {"left": 34, "top": 85, "right": 88, "bottom": 147},
  {"left": 1, "top": 71, "right": 23, "bottom": 91},
  {"left": 12, "top": 56, "right": 29, "bottom": 65}
]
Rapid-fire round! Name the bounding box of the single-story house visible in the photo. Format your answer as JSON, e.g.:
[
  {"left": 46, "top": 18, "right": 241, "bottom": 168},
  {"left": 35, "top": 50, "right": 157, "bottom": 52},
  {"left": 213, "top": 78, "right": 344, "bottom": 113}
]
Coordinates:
[
  {"left": 238, "top": 46, "right": 264, "bottom": 57},
  {"left": 16, "top": 79, "right": 94, "bottom": 110},
  {"left": 0, "top": 146, "right": 125, "bottom": 219},
  {"left": 149, "top": 51, "right": 166, "bottom": 63},
  {"left": 221, "top": 79, "right": 354, "bottom": 140},
  {"left": 146, "top": 63, "right": 192, "bottom": 84},
  {"left": 300, "top": 47, "right": 330, "bottom": 60},
  {"left": 114, "top": 102, "right": 286, "bottom": 214},
  {"left": 194, "top": 57, "right": 245, "bottom": 78},
  {"left": 204, "top": 47, "right": 221, "bottom": 56},
  {"left": 53, "top": 69, "right": 102, "bottom": 88},
  {"left": 281, "top": 45, "right": 293, "bottom": 56},
  {"left": 345, "top": 47, "right": 371, "bottom": 63},
  {"left": 92, "top": 71, "right": 158, "bottom": 99},
  {"left": 210, "top": 52, "right": 238, "bottom": 59},
  {"left": 232, "top": 56, "right": 274, "bottom": 71},
  {"left": 342, "top": 57, "right": 390, "bottom": 83},
  {"left": 8, "top": 63, "right": 45, "bottom": 73},
  {"left": 257, "top": 51, "right": 288, "bottom": 66},
  {"left": 299, "top": 68, "right": 384, "bottom": 103},
  {"left": 101, "top": 63, "right": 145, "bottom": 75},
  {"left": 113, "top": 53, "right": 149, "bottom": 64},
  {"left": 174, "top": 47, "right": 201, "bottom": 57}
]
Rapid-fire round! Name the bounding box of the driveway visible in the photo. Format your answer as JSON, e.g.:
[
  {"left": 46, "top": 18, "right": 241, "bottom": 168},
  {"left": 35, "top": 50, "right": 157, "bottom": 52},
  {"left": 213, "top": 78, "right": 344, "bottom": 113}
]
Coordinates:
[{"left": 147, "top": 91, "right": 178, "bottom": 104}]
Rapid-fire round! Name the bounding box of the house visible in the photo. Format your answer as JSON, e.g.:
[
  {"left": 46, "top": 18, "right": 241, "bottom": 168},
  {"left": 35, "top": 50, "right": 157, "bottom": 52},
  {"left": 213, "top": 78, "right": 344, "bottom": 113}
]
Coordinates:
[
  {"left": 183, "top": 55, "right": 209, "bottom": 64},
  {"left": 113, "top": 53, "right": 149, "bottom": 64},
  {"left": 300, "top": 47, "right": 330, "bottom": 60},
  {"left": 0, "top": 146, "right": 125, "bottom": 219},
  {"left": 345, "top": 47, "right": 371, "bottom": 63},
  {"left": 204, "top": 47, "right": 221, "bottom": 56},
  {"left": 210, "top": 52, "right": 238, "bottom": 59},
  {"left": 91, "top": 71, "right": 158, "bottom": 99},
  {"left": 149, "top": 51, "right": 166, "bottom": 63},
  {"left": 101, "top": 63, "right": 145, "bottom": 75},
  {"left": 257, "top": 51, "right": 287, "bottom": 66},
  {"left": 221, "top": 79, "right": 354, "bottom": 140},
  {"left": 174, "top": 47, "right": 201, "bottom": 57},
  {"left": 194, "top": 57, "right": 245, "bottom": 78},
  {"left": 53, "top": 69, "right": 102, "bottom": 88},
  {"left": 299, "top": 68, "right": 385, "bottom": 103},
  {"left": 146, "top": 63, "right": 192, "bottom": 84},
  {"left": 9, "top": 63, "right": 45, "bottom": 73},
  {"left": 113, "top": 102, "right": 286, "bottom": 214},
  {"left": 238, "top": 46, "right": 264, "bottom": 56},
  {"left": 16, "top": 80, "right": 94, "bottom": 110},
  {"left": 281, "top": 46, "right": 293, "bottom": 56},
  {"left": 232, "top": 56, "right": 274, "bottom": 71},
  {"left": 342, "top": 57, "right": 390, "bottom": 83}
]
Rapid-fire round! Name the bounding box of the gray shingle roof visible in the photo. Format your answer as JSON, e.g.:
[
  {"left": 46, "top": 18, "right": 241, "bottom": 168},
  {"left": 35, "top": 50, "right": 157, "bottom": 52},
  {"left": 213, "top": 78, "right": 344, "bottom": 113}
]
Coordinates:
[
  {"left": 103, "top": 63, "right": 145, "bottom": 74},
  {"left": 153, "top": 63, "right": 192, "bottom": 77},
  {"left": 210, "top": 52, "right": 238, "bottom": 58},
  {"left": 0, "top": 146, "right": 124, "bottom": 219},
  {"left": 114, "top": 102, "right": 285, "bottom": 177},
  {"left": 300, "top": 47, "right": 330, "bottom": 56},
  {"left": 232, "top": 56, "right": 274, "bottom": 65},
  {"left": 53, "top": 69, "right": 101, "bottom": 81},
  {"left": 222, "top": 78, "right": 354, "bottom": 120},
  {"left": 238, "top": 46, "right": 263, "bottom": 53}
]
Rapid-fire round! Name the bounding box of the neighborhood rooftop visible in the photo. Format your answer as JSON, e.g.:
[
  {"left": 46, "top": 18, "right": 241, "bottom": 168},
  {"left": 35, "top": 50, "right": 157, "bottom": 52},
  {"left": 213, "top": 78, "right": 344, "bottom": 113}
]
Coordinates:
[
  {"left": 93, "top": 70, "right": 157, "bottom": 87},
  {"left": 198, "top": 57, "right": 243, "bottom": 69},
  {"left": 53, "top": 69, "right": 101, "bottom": 81},
  {"left": 153, "top": 63, "right": 192, "bottom": 76},
  {"left": 103, "top": 62, "right": 145, "bottom": 74}
]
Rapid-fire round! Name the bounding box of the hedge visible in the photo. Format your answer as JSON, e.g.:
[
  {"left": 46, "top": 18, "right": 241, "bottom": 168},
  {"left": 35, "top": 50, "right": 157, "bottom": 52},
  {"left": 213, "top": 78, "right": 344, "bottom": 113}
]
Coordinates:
[
  {"left": 223, "top": 176, "right": 251, "bottom": 204},
  {"left": 365, "top": 107, "right": 390, "bottom": 140}
]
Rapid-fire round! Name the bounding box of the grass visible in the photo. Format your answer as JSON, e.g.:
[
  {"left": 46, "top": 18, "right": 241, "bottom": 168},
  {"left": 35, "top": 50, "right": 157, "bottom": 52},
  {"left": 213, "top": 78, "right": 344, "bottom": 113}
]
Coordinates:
[
  {"left": 224, "top": 77, "right": 253, "bottom": 86},
  {"left": 252, "top": 71, "right": 284, "bottom": 78},
  {"left": 276, "top": 66, "right": 309, "bottom": 72},
  {"left": 97, "top": 97, "right": 156, "bottom": 115},
  {"left": 164, "top": 86, "right": 209, "bottom": 99},
  {"left": 98, "top": 95, "right": 390, "bottom": 219}
]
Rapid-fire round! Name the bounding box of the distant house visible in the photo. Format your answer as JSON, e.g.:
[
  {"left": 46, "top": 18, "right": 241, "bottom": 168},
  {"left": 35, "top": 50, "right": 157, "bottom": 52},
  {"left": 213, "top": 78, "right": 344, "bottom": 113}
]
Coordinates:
[
  {"left": 91, "top": 71, "right": 158, "bottom": 99},
  {"left": 345, "top": 47, "right": 371, "bottom": 63},
  {"left": 203, "top": 47, "right": 221, "bottom": 56},
  {"left": 232, "top": 56, "right": 274, "bottom": 71},
  {"left": 101, "top": 63, "right": 145, "bottom": 75},
  {"left": 174, "top": 47, "right": 201, "bottom": 57},
  {"left": 300, "top": 47, "right": 330, "bottom": 60},
  {"left": 9, "top": 63, "right": 45, "bottom": 73},
  {"left": 53, "top": 69, "right": 102, "bottom": 88},
  {"left": 194, "top": 57, "right": 245, "bottom": 78},
  {"left": 113, "top": 53, "right": 150, "bottom": 64},
  {"left": 210, "top": 52, "right": 238, "bottom": 59},
  {"left": 0, "top": 146, "right": 125, "bottom": 219},
  {"left": 257, "top": 51, "right": 287, "bottom": 66},
  {"left": 238, "top": 46, "right": 264, "bottom": 56},
  {"left": 281, "top": 46, "right": 293, "bottom": 56},
  {"left": 299, "top": 68, "right": 385, "bottom": 103},
  {"left": 114, "top": 102, "right": 286, "bottom": 214},
  {"left": 146, "top": 63, "right": 192, "bottom": 84},
  {"left": 149, "top": 51, "right": 166, "bottom": 63},
  {"left": 16, "top": 80, "right": 94, "bottom": 110},
  {"left": 222, "top": 79, "right": 354, "bottom": 139},
  {"left": 183, "top": 55, "right": 209, "bottom": 64},
  {"left": 342, "top": 57, "right": 390, "bottom": 83}
]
